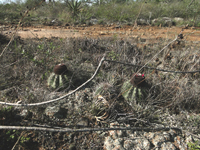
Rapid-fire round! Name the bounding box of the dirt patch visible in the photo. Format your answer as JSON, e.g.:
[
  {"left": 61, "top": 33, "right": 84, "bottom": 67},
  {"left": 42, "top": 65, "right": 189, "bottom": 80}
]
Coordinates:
[{"left": 1, "top": 24, "right": 200, "bottom": 41}]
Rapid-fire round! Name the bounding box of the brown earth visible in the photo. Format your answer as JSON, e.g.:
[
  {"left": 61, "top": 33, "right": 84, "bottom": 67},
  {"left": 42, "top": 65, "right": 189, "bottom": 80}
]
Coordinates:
[{"left": 2, "top": 24, "right": 200, "bottom": 42}]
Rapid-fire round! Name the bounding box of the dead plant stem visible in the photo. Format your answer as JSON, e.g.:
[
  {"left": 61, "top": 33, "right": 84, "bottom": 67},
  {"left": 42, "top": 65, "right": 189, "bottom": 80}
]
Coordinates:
[{"left": 11, "top": 131, "right": 25, "bottom": 150}]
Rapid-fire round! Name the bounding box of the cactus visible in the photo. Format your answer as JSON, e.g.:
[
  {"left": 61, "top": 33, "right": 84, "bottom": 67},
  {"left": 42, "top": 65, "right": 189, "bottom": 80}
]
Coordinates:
[
  {"left": 47, "top": 64, "right": 69, "bottom": 89},
  {"left": 121, "top": 73, "right": 148, "bottom": 108},
  {"left": 94, "top": 82, "right": 113, "bottom": 96}
]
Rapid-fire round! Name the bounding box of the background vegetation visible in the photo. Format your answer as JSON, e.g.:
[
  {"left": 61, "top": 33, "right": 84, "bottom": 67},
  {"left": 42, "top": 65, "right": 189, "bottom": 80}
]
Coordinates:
[{"left": 0, "top": 0, "right": 200, "bottom": 27}]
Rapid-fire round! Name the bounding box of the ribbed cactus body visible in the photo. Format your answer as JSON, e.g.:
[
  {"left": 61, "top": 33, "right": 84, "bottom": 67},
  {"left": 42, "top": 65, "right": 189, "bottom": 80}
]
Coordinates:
[
  {"left": 47, "top": 64, "right": 69, "bottom": 89},
  {"left": 47, "top": 73, "right": 68, "bottom": 89},
  {"left": 121, "top": 73, "right": 148, "bottom": 108}
]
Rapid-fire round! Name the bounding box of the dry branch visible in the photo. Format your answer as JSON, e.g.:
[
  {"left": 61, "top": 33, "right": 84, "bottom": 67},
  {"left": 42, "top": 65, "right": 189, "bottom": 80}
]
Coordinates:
[
  {"left": 11, "top": 131, "right": 25, "bottom": 150},
  {"left": 0, "top": 125, "right": 182, "bottom": 133}
]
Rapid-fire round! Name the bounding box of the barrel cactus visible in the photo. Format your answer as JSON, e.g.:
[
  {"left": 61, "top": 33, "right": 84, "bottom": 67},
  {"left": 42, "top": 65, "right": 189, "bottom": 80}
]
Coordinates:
[
  {"left": 121, "top": 73, "right": 149, "bottom": 108},
  {"left": 47, "top": 64, "right": 69, "bottom": 89}
]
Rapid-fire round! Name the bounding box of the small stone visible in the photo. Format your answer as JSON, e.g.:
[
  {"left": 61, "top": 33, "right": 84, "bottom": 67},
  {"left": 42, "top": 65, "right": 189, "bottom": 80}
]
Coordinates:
[
  {"left": 124, "top": 139, "right": 134, "bottom": 149},
  {"left": 161, "top": 142, "right": 176, "bottom": 150}
]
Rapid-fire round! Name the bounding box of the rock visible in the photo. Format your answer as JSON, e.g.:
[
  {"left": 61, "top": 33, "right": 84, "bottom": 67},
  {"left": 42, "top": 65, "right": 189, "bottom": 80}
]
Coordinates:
[
  {"left": 104, "top": 122, "right": 195, "bottom": 150},
  {"left": 174, "top": 136, "right": 188, "bottom": 150},
  {"left": 123, "top": 139, "right": 135, "bottom": 149},
  {"left": 152, "top": 17, "right": 175, "bottom": 27},
  {"left": 19, "top": 109, "right": 28, "bottom": 117},
  {"left": 45, "top": 105, "right": 67, "bottom": 119},
  {"left": 104, "top": 136, "right": 115, "bottom": 150},
  {"left": 76, "top": 118, "right": 89, "bottom": 127},
  {"left": 174, "top": 17, "right": 184, "bottom": 22},
  {"left": 160, "top": 142, "right": 176, "bottom": 150},
  {"left": 137, "top": 19, "right": 148, "bottom": 25},
  {"left": 90, "top": 18, "right": 98, "bottom": 25}
]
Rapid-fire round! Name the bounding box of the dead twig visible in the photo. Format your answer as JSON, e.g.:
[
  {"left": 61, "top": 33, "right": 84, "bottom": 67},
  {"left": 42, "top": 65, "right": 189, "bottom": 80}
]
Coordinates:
[
  {"left": 11, "top": 131, "right": 25, "bottom": 150},
  {"left": 133, "top": 1, "right": 146, "bottom": 28}
]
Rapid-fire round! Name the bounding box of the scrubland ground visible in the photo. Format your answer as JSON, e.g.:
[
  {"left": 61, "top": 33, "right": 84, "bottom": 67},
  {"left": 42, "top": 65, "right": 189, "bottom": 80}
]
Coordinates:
[
  {"left": 1, "top": 0, "right": 200, "bottom": 149},
  {"left": 1, "top": 23, "right": 200, "bottom": 149}
]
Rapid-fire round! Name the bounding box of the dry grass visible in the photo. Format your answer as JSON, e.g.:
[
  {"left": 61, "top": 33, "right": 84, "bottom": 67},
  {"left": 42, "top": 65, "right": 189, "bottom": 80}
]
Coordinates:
[
  {"left": 1, "top": 33, "right": 200, "bottom": 109},
  {"left": 0, "top": 31, "right": 200, "bottom": 149}
]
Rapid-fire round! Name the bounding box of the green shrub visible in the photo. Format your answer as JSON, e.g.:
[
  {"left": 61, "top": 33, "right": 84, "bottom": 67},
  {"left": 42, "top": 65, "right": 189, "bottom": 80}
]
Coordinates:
[
  {"left": 188, "top": 141, "right": 200, "bottom": 150},
  {"left": 1, "top": 0, "right": 200, "bottom": 26}
]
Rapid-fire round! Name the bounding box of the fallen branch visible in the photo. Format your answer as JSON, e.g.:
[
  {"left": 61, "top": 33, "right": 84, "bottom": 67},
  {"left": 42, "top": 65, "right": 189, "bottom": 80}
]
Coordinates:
[{"left": 0, "top": 125, "right": 183, "bottom": 134}]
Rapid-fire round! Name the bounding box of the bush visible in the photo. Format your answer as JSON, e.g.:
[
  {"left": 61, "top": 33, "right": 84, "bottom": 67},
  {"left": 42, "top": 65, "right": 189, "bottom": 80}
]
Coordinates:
[{"left": 1, "top": 0, "right": 200, "bottom": 26}]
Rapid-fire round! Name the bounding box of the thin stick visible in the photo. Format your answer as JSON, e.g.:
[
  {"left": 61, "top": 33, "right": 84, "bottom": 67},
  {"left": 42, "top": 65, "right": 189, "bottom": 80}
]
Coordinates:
[
  {"left": 133, "top": 1, "right": 146, "bottom": 28},
  {"left": 135, "top": 31, "right": 182, "bottom": 74},
  {"left": 105, "top": 59, "right": 200, "bottom": 73},
  {"left": 11, "top": 131, "right": 25, "bottom": 150},
  {"left": 0, "top": 125, "right": 184, "bottom": 134},
  {"left": 129, "top": 31, "right": 183, "bottom": 82}
]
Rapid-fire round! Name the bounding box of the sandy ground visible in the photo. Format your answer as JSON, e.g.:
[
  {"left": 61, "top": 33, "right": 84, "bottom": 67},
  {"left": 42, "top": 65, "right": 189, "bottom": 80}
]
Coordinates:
[{"left": 1, "top": 24, "right": 200, "bottom": 41}]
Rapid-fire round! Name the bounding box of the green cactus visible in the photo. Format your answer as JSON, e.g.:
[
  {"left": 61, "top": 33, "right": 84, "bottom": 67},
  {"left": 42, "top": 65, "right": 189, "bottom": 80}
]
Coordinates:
[
  {"left": 47, "top": 64, "right": 70, "bottom": 89},
  {"left": 121, "top": 73, "right": 149, "bottom": 108},
  {"left": 47, "top": 73, "right": 68, "bottom": 89}
]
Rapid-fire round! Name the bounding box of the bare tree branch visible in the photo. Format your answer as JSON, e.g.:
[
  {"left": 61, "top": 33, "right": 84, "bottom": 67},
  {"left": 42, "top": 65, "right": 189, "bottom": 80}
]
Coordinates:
[{"left": 128, "top": 31, "right": 183, "bottom": 83}]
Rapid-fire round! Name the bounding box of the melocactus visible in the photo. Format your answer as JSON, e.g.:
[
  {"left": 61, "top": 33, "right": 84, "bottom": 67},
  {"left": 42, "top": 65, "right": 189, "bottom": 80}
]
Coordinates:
[{"left": 47, "top": 64, "right": 69, "bottom": 89}]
